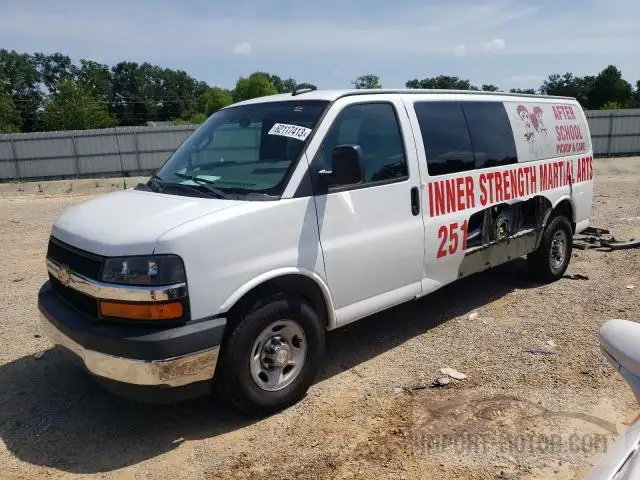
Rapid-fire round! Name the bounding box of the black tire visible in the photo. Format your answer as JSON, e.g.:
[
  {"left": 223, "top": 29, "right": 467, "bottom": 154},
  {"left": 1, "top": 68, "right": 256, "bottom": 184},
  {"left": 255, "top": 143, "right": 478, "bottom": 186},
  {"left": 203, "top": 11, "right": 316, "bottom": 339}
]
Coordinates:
[
  {"left": 216, "top": 293, "right": 324, "bottom": 416},
  {"left": 527, "top": 215, "right": 573, "bottom": 282}
]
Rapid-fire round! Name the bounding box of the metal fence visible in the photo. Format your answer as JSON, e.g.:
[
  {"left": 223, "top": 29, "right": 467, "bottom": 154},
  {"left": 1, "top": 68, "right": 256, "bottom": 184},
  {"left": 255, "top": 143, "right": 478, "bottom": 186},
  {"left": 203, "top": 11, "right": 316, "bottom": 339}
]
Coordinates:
[
  {"left": 0, "top": 125, "right": 199, "bottom": 181},
  {"left": 1, "top": 108, "right": 640, "bottom": 181},
  {"left": 585, "top": 109, "right": 640, "bottom": 157}
]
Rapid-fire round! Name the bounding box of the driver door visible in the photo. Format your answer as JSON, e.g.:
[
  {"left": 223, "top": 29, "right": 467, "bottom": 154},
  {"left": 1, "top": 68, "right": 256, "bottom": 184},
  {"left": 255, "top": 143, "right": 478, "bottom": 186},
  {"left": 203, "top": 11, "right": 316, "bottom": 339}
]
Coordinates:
[{"left": 308, "top": 95, "right": 426, "bottom": 327}]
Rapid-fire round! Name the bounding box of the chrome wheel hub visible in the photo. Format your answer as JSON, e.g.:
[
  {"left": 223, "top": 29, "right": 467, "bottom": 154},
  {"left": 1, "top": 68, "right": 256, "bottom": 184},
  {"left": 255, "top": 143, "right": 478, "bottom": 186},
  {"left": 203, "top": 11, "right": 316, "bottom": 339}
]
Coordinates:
[
  {"left": 550, "top": 230, "right": 568, "bottom": 271},
  {"left": 250, "top": 320, "right": 306, "bottom": 392},
  {"left": 262, "top": 337, "right": 291, "bottom": 368}
]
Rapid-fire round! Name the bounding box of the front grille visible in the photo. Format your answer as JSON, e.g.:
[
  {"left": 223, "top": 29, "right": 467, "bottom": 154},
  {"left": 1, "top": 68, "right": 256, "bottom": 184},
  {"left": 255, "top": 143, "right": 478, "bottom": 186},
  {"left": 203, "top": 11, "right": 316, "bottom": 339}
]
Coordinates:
[
  {"left": 47, "top": 237, "right": 104, "bottom": 280},
  {"left": 47, "top": 236, "right": 103, "bottom": 318},
  {"left": 49, "top": 274, "right": 99, "bottom": 317}
]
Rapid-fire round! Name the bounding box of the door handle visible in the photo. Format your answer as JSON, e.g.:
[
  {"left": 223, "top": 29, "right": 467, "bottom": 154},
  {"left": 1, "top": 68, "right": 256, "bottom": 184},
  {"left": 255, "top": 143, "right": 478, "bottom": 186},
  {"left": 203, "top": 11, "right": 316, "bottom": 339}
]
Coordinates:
[{"left": 410, "top": 186, "right": 420, "bottom": 216}]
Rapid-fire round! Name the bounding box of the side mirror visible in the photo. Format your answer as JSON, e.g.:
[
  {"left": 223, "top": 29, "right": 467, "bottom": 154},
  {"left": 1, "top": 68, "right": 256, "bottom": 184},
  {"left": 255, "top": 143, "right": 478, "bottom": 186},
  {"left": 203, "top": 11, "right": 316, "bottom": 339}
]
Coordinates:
[
  {"left": 318, "top": 145, "right": 364, "bottom": 186},
  {"left": 599, "top": 319, "right": 640, "bottom": 404}
]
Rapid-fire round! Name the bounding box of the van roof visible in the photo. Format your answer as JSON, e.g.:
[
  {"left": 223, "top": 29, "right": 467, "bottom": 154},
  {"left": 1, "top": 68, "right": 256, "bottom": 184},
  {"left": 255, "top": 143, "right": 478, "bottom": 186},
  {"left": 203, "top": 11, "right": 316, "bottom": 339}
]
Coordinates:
[{"left": 231, "top": 88, "right": 576, "bottom": 107}]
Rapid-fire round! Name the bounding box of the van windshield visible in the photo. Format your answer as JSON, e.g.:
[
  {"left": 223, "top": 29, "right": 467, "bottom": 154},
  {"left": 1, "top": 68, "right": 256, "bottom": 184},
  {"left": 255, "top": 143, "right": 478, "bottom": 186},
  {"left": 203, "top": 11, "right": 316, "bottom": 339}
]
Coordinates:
[{"left": 154, "top": 100, "right": 329, "bottom": 199}]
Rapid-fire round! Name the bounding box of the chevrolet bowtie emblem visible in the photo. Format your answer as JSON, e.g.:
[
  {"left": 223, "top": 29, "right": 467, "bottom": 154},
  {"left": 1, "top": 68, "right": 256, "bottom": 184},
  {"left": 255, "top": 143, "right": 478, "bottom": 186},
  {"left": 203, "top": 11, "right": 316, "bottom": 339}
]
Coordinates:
[{"left": 58, "top": 264, "right": 71, "bottom": 287}]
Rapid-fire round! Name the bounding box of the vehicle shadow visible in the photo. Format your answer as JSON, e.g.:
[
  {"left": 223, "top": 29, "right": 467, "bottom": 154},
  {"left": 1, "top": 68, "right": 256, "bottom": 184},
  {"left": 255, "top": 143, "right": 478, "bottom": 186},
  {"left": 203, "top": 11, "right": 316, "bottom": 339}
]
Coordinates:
[{"left": 0, "top": 259, "right": 540, "bottom": 474}]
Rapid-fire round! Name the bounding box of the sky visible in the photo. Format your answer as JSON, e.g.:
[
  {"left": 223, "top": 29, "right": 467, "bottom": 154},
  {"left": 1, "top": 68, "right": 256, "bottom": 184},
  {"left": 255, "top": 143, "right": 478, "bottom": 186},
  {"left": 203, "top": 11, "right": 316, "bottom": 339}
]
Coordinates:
[{"left": 1, "top": 0, "right": 639, "bottom": 91}]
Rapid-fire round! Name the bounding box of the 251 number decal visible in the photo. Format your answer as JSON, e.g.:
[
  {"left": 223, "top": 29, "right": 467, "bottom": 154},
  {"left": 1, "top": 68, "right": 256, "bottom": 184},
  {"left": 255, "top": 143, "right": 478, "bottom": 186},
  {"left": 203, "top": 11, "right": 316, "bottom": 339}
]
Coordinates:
[{"left": 437, "top": 220, "right": 468, "bottom": 259}]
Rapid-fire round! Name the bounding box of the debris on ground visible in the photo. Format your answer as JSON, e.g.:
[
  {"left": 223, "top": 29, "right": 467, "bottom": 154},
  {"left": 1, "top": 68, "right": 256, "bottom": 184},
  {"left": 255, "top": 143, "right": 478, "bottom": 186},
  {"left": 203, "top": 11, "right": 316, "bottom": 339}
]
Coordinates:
[
  {"left": 33, "top": 352, "right": 44, "bottom": 360},
  {"left": 627, "top": 285, "right": 636, "bottom": 290},
  {"left": 565, "top": 274, "right": 589, "bottom": 280},
  {"left": 524, "top": 347, "right": 558, "bottom": 355},
  {"left": 439, "top": 367, "right": 468, "bottom": 380},
  {"left": 547, "top": 340, "right": 557, "bottom": 348},
  {"left": 392, "top": 387, "right": 404, "bottom": 395},
  {"left": 468, "top": 311, "right": 479, "bottom": 321},
  {"left": 431, "top": 376, "right": 451, "bottom": 387},
  {"left": 573, "top": 226, "right": 640, "bottom": 251},
  {"left": 11, "top": 277, "right": 24, "bottom": 283}
]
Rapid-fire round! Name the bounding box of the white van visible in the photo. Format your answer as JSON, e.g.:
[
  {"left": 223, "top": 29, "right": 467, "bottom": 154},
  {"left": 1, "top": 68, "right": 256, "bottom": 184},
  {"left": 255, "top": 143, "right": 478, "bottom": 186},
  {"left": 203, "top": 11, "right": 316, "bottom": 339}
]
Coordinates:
[{"left": 38, "top": 89, "right": 594, "bottom": 413}]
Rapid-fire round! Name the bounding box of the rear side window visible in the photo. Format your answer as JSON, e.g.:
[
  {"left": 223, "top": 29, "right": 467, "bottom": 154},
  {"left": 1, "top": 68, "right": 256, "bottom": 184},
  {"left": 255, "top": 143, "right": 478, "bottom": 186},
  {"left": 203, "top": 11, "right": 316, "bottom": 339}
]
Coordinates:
[
  {"left": 414, "top": 101, "right": 475, "bottom": 176},
  {"left": 414, "top": 100, "right": 518, "bottom": 176},
  {"left": 461, "top": 102, "right": 517, "bottom": 169}
]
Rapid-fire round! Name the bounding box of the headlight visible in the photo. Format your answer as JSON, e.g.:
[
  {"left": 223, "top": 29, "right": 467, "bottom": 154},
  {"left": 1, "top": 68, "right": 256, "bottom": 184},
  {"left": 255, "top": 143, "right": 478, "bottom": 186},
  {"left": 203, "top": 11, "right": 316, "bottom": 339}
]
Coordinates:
[{"left": 102, "top": 255, "right": 186, "bottom": 285}]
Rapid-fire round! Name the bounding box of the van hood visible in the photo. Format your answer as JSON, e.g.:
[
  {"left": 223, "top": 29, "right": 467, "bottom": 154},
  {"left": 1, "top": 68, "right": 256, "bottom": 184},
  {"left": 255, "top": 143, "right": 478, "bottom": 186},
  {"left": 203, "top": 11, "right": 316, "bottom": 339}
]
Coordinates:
[{"left": 51, "top": 189, "right": 246, "bottom": 256}]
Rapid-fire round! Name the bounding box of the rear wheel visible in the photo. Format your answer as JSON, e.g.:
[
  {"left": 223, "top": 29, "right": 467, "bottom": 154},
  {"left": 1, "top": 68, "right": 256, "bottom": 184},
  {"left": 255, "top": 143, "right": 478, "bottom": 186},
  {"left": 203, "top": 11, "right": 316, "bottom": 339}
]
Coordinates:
[
  {"left": 527, "top": 215, "right": 573, "bottom": 282},
  {"left": 216, "top": 294, "right": 324, "bottom": 415}
]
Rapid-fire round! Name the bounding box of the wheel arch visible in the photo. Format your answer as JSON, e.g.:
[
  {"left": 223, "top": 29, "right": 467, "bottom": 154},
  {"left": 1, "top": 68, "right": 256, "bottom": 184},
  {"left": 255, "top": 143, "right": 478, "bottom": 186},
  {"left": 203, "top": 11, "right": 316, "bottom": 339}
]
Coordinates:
[
  {"left": 551, "top": 196, "right": 576, "bottom": 233},
  {"left": 220, "top": 268, "right": 336, "bottom": 331}
]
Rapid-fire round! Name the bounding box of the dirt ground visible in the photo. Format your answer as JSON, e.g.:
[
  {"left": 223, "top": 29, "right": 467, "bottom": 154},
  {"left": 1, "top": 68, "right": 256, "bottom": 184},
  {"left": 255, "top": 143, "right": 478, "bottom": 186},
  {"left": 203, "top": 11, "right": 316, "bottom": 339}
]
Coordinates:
[{"left": 1, "top": 158, "right": 639, "bottom": 480}]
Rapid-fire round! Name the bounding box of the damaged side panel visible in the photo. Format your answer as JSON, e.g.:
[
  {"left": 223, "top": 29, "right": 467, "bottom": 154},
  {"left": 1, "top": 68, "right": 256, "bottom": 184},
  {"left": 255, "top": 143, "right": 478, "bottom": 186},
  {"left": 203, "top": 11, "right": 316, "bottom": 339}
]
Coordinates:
[{"left": 457, "top": 196, "right": 552, "bottom": 278}]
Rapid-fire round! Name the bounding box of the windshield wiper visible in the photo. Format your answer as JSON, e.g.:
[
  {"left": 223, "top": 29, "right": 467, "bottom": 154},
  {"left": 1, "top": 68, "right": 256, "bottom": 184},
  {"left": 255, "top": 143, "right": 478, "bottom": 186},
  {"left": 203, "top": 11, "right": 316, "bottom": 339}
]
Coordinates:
[
  {"left": 173, "top": 172, "right": 230, "bottom": 199},
  {"left": 160, "top": 181, "right": 225, "bottom": 199},
  {"left": 145, "top": 173, "right": 164, "bottom": 192}
]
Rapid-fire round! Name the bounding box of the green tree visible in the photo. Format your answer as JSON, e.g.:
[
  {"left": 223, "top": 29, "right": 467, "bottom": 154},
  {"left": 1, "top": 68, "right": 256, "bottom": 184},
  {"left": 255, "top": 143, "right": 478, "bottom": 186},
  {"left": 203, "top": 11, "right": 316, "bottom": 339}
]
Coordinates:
[
  {"left": 587, "top": 65, "right": 633, "bottom": 109},
  {"left": 233, "top": 72, "right": 278, "bottom": 102},
  {"left": 249, "top": 72, "right": 316, "bottom": 93},
  {"left": 192, "top": 87, "right": 233, "bottom": 117},
  {"left": 481, "top": 84, "right": 500, "bottom": 91},
  {"left": 352, "top": 74, "right": 381, "bottom": 89},
  {"left": 77, "top": 59, "right": 111, "bottom": 100},
  {"left": 34, "top": 52, "right": 77, "bottom": 93},
  {"left": 0, "top": 90, "right": 20, "bottom": 133},
  {"left": 42, "top": 78, "right": 115, "bottom": 131},
  {"left": 602, "top": 101, "right": 622, "bottom": 110},
  {"left": 175, "top": 112, "right": 207, "bottom": 124},
  {"left": 157, "top": 68, "right": 207, "bottom": 120},
  {"left": 406, "top": 75, "right": 475, "bottom": 90},
  {"left": 108, "top": 61, "right": 152, "bottom": 125},
  {"left": 540, "top": 72, "right": 592, "bottom": 106},
  {"left": 0, "top": 49, "right": 43, "bottom": 131}
]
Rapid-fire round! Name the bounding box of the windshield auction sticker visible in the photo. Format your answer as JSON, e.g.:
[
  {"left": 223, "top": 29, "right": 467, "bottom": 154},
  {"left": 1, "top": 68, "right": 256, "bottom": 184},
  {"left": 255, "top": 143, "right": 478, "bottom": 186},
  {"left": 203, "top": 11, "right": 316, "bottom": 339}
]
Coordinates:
[{"left": 267, "top": 123, "right": 312, "bottom": 141}]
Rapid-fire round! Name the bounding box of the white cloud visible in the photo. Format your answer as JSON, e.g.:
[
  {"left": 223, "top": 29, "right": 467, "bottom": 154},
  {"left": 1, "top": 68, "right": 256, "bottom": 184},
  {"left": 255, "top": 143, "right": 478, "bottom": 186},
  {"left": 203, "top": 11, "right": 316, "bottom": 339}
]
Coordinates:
[
  {"left": 453, "top": 44, "right": 467, "bottom": 57},
  {"left": 482, "top": 38, "right": 506, "bottom": 53},
  {"left": 233, "top": 42, "right": 252, "bottom": 55}
]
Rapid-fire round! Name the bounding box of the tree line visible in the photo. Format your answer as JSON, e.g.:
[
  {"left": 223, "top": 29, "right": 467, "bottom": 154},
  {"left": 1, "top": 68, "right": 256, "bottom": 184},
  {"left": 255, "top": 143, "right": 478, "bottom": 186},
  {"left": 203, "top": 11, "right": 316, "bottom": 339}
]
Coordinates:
[{"left": 1, "top": 49, "right": 639, "bottom": 133}]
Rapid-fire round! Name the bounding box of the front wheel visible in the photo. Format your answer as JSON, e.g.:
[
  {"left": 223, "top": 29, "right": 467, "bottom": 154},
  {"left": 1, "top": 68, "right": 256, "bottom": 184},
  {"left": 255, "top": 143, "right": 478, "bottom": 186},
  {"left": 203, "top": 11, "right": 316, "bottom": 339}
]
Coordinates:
[
  {"left": 527, "top": 215, "right": 573, "bottom": 282},
  {"left": 216, "top": 294, "right": 325, "bottom": 415}
]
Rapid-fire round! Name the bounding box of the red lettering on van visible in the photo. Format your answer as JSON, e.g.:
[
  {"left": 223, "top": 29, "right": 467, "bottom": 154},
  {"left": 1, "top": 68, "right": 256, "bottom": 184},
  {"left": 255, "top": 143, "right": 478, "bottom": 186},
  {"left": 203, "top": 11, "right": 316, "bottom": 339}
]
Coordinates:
[
  {"left": 577, "top": 157, "right": 583, "bottom": 182},
  {"left": 494, "top": 172, "right": 503, "bottom": 202},
  {"left": 486, "top": 172, "right": 495, "bottom": 203},
  {"left": 529, "top": 166, "right": 537, "bottom": 194},
  {"left": 553, "top": 106, "right": 562, "bottom": 121},
  {"left": 429, "top": 176, "right": 475, "bottom": 217},
  {"left": 445, "top": 179, "right": 457, "bottom": 213},
  {"left": 539, "top": 164, "right": 547, "bottom": 191},
  {"left": 455, "top": 177, "right": 465, "bottom": 211},
  {"left": 433, "top": 180, "right": 446, "bottom": 216},
  {"left": 510, "top": 169, "right": 519, "bottom": 198},
  {"left": 479, "top": 173, "right": 487, "bottom": 206},
  {"left": 465, "top": 177, "right": 475, "bottom": 209}
]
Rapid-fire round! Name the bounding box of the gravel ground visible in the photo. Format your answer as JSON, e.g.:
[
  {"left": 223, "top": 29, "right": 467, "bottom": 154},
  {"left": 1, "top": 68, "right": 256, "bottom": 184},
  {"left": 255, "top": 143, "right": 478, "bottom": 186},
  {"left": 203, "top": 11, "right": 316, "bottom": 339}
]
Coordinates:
[{"left": 1, "top": 157, "right": 639, "bottom": 480}]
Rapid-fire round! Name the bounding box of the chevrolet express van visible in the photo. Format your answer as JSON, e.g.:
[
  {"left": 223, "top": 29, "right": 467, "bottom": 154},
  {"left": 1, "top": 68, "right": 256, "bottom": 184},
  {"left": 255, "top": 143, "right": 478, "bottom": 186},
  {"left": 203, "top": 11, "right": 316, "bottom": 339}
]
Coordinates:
[{"left": 38, "top": 89, "right": 594, "bottom": 414}]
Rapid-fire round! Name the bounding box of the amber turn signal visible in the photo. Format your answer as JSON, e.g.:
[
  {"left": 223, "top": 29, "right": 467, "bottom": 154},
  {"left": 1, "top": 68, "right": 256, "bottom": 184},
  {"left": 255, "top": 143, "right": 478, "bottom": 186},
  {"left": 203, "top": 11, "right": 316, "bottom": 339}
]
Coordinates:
[{"left": 99, "top": 301, "right": 183, "bottom": 320}]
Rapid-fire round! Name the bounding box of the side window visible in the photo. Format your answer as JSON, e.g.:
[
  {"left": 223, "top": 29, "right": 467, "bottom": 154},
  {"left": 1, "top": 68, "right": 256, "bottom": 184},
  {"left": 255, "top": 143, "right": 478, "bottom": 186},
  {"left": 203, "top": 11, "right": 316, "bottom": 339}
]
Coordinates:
[
  {"left": 414, "top": 102, "right": 475, "bottom": 176},
  {"left": 321, "top": 103, "right": 408, "bottom": 185},
  {"left": 461, "top": 102, "right": 518, "bottom": 169}
]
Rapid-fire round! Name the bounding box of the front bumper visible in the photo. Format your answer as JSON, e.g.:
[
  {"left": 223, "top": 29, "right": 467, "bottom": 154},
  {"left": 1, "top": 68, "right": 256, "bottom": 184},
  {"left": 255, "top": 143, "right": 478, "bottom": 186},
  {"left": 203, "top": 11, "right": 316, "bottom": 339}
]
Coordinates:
[{"left": 38, "top": 281, "right": 226, "bottom": 391}]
